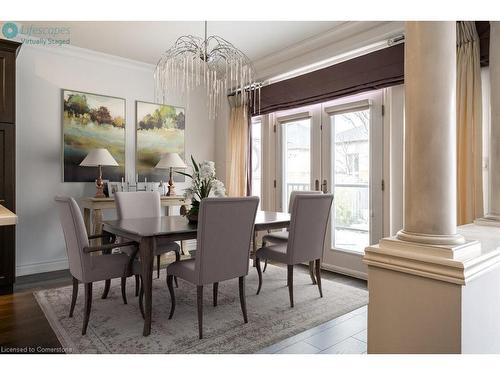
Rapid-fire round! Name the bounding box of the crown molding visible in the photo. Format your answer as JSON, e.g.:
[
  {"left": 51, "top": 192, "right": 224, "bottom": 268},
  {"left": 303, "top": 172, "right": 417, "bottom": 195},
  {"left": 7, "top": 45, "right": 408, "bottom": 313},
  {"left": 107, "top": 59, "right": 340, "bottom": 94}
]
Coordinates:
[
  {"left": 254, "top": 21, "right": 405, "bottom": 81},
  {"left": 18, "top": 40, "right": 155, "bottom": 72}
]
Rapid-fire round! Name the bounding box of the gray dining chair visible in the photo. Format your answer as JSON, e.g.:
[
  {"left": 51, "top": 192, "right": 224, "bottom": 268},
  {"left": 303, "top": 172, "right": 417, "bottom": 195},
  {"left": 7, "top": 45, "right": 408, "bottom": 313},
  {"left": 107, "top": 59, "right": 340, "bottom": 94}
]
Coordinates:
[
  {"left": 166, "top": 196, "right": 259, "bottom": 339},
  {"left": 262, "top": 190, "right": 321, "bottom": 283},
  {"left": 255, "top": 194, "right": 333, "bottom": 307},
  {"left": 55, "top": 196, "right": 141, "bottom": 335},
  {"left": 114, "top": 191, "right": 181, "bottom": 287}
]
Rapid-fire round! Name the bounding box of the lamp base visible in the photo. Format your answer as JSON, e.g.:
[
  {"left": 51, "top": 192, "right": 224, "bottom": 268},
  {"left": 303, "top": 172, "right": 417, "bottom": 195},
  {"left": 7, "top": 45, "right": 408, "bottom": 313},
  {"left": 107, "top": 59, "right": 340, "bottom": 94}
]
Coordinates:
[
  {"left": 167, "top": 183, "right": 175, "bottom": 196},
  {"left": 95, "top": 175, "right": 106, "bottom": 198}
]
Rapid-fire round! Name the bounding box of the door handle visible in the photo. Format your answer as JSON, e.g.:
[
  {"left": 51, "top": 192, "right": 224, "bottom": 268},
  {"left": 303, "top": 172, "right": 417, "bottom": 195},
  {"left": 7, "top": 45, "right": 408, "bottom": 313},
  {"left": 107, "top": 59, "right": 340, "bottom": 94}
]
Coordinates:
[
  {"left": 322, "top": 179, "right": 328, "bottom": 194},
  {"left": 315, "top": 179, "right": 320, "bottom": 191}
]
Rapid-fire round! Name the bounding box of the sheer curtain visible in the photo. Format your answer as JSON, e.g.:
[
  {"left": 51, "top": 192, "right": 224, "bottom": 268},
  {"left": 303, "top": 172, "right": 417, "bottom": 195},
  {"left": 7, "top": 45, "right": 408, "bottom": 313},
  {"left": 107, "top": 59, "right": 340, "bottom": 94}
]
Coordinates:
[
  {"left": 457, "top": 21, "right": 484, "bottom": 224},
  {"left": 226, "top": 96, "right": 249, "bottom": 197}
]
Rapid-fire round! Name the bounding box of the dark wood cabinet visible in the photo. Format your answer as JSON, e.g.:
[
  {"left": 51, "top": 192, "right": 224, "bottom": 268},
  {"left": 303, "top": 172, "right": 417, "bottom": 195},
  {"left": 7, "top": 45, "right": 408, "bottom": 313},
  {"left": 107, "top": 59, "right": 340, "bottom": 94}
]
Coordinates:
[{"left": 0, "top": 39, "right": 21, "bottom": 295}]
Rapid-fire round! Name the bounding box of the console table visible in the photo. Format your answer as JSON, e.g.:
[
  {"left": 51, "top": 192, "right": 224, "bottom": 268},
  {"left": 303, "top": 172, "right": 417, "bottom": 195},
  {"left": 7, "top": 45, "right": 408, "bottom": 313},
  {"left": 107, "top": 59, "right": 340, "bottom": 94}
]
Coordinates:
[{"left": 80, "top": 196, "right": 188, "bottom": 252}]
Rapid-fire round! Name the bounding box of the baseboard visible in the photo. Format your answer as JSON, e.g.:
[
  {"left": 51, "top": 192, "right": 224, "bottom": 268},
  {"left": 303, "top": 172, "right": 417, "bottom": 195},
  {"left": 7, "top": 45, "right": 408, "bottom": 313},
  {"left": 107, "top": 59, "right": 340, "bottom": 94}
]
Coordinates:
[
  {"left": 16, "top": 258, "right": 69, "bottom": 277},
  {"left": 321, "top": 263, "right": 368, "bottom": 280}
]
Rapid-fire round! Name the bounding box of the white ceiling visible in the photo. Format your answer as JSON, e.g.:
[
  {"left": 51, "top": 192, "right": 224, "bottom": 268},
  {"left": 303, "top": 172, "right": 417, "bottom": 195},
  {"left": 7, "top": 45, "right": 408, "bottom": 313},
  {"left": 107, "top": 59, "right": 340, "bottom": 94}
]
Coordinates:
[{"left": 21, "top": 21, "right": 342, "bottom": 65}]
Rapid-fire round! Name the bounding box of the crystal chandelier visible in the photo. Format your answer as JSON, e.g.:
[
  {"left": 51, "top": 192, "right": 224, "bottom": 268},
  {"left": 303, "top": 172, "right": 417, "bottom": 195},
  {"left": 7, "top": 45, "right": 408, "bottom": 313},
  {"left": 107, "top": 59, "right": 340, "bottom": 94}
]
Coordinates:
[{"left": 154, "top": 21, "right": 259, "bottom": 118}]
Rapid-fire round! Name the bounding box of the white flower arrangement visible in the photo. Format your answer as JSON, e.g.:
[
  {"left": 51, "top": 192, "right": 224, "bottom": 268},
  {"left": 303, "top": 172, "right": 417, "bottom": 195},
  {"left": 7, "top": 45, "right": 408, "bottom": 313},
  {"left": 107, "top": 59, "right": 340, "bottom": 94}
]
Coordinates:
[{"left": 177, "top": 156, "right": 226, "bottom": 219}]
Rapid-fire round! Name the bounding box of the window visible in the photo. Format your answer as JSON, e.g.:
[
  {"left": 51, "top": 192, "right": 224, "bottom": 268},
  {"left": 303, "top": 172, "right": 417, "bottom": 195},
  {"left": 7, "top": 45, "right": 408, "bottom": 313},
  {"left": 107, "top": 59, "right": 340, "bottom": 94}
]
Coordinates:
[
  {"left": 281, "top": 118, "right": 311, "bottom": 212},
  {"left": 331, "top": 109, "right": 370, "bottom": 252},
  {"left": 251, "top": 118, "right": 262, "bottom": 206}
]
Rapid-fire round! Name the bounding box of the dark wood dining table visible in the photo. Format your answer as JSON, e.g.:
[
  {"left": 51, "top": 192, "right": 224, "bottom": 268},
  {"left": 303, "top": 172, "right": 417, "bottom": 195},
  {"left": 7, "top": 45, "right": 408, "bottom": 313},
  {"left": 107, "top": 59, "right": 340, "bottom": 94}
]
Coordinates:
[{"left": 102, "top": 211, "right": 291, "bottom": 336}]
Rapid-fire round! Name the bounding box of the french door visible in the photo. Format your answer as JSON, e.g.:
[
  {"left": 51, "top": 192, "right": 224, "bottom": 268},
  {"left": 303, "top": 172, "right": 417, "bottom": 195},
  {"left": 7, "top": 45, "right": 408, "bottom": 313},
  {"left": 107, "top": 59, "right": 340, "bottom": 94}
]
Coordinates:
[{"left": 274, "top": 91, "right": 383, "bottom": 278}]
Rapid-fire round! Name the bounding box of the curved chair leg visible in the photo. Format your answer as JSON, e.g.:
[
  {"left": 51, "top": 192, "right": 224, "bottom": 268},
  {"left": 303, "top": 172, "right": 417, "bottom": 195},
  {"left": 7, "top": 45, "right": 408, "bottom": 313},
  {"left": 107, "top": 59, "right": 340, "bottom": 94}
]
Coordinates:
[
  {"left": 82, "top": 282, "right": 93, "bottom": 335},
  {"left": 197, "top": 285, "right": 204, "bottom": 339},
  {"left": 69, "top": 277, "right": 78, "bottom": 318},
  {"left": 287, "top": 265, "right": 294, "bottom": 308},
  {"left": 101, "top": 279, "right": 111, "bottom": 299},
  {"left": 262, "top": 240, "right": 268, "bottom": 273},
  {"left": 315, "top": 259, "right": 323, "bottom": 298},
  {"left": 239, "top": 276, "right": 248, "bottom": 323},
  {"left": 174, "top": 251, "right": 180, "bottom": 288},
  {"left": 309, "top": 261, "right": 317, "bottom": 285},
  {"left": 213, "top": 282, "right": 219, "bottom": 306},
  {"left": 255, "top": 257, "right": 263, "bottom": 295},
  {"left": 167, "top": 274, "right": 176, "bottom": 319},
  {"left": 157, "top": 255, "right": 161, "bottom": 278},
  {"left": 135, "top": 275, "right": 140, "bottom": 297},
  {"left": 139, "top": 277, "right": 145, "bottom": 319},
  {"left": 121, "top": 277, "right": 128, "bottom": 304}
]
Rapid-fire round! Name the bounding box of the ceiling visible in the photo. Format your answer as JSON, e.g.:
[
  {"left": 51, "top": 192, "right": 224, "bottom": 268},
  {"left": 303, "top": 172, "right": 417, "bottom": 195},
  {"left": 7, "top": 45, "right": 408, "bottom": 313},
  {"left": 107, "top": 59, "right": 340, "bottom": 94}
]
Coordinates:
[{"left": 20, "top": 21, "right": 342, "bottom": 65}]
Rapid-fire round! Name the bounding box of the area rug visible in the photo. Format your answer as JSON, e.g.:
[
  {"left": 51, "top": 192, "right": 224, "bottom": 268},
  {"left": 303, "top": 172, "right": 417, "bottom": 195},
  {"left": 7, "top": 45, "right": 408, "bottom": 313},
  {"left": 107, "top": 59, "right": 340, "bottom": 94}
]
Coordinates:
[{"left": 34, "top": 264, "right": 368, "bottom": 353}]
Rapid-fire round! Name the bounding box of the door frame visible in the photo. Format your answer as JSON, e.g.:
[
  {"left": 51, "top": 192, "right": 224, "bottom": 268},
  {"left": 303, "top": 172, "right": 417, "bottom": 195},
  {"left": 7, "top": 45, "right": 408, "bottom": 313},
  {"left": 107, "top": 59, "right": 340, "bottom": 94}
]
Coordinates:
[
  {"left": 274, "top": 106, "right": 321, "bottom": 212},
  {"left": 319, "top": 91, "right": 384, "bottom": 279}
]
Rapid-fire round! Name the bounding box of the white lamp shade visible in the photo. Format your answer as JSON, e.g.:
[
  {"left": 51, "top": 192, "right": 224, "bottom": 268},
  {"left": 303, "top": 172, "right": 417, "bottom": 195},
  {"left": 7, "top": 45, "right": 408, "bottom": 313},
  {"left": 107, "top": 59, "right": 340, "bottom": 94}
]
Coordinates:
[
  {"left": 155, "top": 153, "right": 187, "bottom": 169},
  {"left": 79, "top": 148, "right": 119, "bottom": 167}
]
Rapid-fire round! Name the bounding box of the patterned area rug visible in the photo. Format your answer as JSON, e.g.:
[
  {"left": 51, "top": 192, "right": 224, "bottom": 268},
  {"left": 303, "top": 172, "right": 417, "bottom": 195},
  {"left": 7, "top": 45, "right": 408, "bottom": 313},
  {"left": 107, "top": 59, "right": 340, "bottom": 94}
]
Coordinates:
[{"left": 34, "top": 264, "right": 368, "bottom": 353}]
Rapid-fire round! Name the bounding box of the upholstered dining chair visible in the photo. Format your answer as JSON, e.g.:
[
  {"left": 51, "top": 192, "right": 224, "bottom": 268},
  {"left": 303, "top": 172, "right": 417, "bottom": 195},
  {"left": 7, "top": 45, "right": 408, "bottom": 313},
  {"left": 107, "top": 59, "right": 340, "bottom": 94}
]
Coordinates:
[
  {"left": 262, "top": 190, "right": 321, "bottom": 283},
  {"left": 55, "top": 196, "right": 141, "bottom": 335},
  {"left": 255, "top": 194, "right": 333, "bottom": 308},
  {"left": 114, "top": 191, "right": 181, "bottom": 285},
  {"left": 166, "top": 196, "right": 259, "bottom": 339}
]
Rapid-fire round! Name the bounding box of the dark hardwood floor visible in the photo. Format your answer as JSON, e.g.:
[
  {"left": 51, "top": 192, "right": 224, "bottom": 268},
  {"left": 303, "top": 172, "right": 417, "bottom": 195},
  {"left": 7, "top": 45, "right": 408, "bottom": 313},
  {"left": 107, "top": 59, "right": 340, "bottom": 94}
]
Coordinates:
[
  {"left": 0, "top": 270, "right": 72, "bottom": 353},
  {"left": 0, "top": 265, "right": 366, "bottom": 354}
]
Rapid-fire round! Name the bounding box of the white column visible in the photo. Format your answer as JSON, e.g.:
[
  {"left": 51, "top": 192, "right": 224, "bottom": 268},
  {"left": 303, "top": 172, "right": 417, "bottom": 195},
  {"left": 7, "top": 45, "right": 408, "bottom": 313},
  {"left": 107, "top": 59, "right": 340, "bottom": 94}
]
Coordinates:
[
  {"left": 364, "top": 21, "right": 500, "bottom": 354},
  {"left": 396, "top": 22, "right": 464, "bottom": 245},
  {"left": 486, "top": 22, "right": 500, "bottom": 218}
]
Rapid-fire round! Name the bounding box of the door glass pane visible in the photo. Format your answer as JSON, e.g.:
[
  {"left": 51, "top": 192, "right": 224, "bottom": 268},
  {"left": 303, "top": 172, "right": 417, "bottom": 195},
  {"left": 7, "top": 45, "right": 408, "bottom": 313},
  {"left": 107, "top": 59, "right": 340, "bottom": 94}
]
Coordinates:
[
  {"left": 282, "top": 118, "right": 311, "bottom": 212},
  {"left": 331, "top": 109, "right": 370, "bottom": 252},
  {"left": 251, "top": 119, "right": 262, "bottom": 208}
]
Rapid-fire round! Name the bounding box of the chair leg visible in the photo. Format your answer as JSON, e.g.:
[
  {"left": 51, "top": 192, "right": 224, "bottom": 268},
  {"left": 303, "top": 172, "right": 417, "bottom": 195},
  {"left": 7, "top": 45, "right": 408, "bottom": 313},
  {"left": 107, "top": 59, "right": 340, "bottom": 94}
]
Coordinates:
[
  {"left": 213, "top": 282, "right": 219, "bottom": 307},
  {"left": 262, "top": 240, "right": 268, "bottom": 273},
  {"left": 315, "top": 259, "right": 323, "bottom": 298},
  {"left": 69, "top": 277, "right": 78, "bottom": 318},
  {"left": 101, "top": 279, "right": 110, "bottom": 299},
  {"left": 197, "top": 285, "right": 204, "bottom": 339},
  {"left": 309, "top": 261, "right": 317, "bottom": 285},
  {"left": 287, "top": 265, "right": 294, "bottom": 308},
  {"left": 135, "top": 275, "right": 140, "bottom": 297},
  {"left": 82, "top": 282, "right": 92, "bottom": 335},
  {"left": 157, "top": 255, "right": 161, "bottom": 278},
  {"left": 139, "top": 277, "right": 145, "bottom": 319},
  {"left": 167, "top": 275, "right": 176, "bottom": 319},
  {"left": 121, "top": 277, "right": 128, "bottom": 304},
  {"left": 239, "top": 276, "right": 248, "bottom": 323},
  {"left": 175, "top": 251, "right": 180, "bottom": 288},
  {"left": 255, "top": 257, "right": 263, "bottom": 295}
]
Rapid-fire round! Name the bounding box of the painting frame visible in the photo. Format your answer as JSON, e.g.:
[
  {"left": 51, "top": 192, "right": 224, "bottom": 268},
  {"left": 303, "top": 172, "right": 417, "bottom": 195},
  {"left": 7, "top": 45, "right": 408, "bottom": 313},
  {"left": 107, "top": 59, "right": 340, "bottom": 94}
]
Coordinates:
[
  {"left": 135, "top": 100, "right": 186, "bottom": 183},
  {"left": 60, "top": 88, "right": 127, "bottom": 183}
]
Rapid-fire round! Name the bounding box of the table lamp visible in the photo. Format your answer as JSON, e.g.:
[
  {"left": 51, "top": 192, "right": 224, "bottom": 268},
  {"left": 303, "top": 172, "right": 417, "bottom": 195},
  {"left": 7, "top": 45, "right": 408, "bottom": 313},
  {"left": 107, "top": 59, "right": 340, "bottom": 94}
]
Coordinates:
[
  {"left": 80, "top": 148, "right": 119, "bottom": 198},
  {"left": 155, "top": 153, "right": 187, "bottom": 196}
]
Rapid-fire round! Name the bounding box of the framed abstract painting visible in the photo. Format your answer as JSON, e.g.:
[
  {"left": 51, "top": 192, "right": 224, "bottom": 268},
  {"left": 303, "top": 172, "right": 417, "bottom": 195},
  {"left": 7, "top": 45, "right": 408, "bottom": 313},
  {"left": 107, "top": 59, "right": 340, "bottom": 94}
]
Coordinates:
[
  {"left": 135, "top": 100, "right": 185, "bottom": 182},
  {"left": 62, "top": 89, "right": 125, "bottom": 182}
]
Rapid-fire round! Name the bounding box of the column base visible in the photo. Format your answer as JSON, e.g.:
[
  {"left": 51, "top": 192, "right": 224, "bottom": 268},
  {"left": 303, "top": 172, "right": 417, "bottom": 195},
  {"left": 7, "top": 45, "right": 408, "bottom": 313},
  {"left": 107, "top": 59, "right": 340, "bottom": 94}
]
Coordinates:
[
  {"left": 396, "top": 229, "right": 465, "bottom": 246},
  {"left": 474, "top": 215, "right": 500, "bottom": 226},
  {"left": 364, "top": 233, "right": 500, "bottom": 353}
]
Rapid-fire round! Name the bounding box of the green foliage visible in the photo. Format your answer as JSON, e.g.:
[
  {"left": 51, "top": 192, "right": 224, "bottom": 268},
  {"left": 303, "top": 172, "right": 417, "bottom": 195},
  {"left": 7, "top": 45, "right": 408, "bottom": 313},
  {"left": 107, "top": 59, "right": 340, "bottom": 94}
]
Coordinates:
[
  {"left": 64, "top": 94, "right": 90, "bottom": 117},
  {"left": 90, "top": 106, "right": 113, "bottom": 125},
  {"left": 175, "top": 112, "right": 185, "bottom": 130},
  {"left": 138, "top": 105, "right": 183, "bottom": 131},
  {"left": 64, "top": 93, "right": 123, "bottom": 128},
  {"left": 112, "top": 116, "right": 125, "bottom": 128}
]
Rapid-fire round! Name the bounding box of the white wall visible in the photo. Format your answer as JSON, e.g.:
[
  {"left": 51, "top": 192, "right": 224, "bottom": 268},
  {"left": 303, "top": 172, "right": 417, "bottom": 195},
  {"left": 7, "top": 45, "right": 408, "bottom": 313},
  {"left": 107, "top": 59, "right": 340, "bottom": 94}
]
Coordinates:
[{"left": 15, "top": 44, "right": 214, "bottom": 276}]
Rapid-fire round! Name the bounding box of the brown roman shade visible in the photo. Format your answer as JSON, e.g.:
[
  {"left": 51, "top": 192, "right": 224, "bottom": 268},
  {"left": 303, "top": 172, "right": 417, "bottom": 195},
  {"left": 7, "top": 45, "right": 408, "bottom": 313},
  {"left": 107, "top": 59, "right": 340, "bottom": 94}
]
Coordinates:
[{"left": 251, "top": 43, "right": 405, "bottom": 116}]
